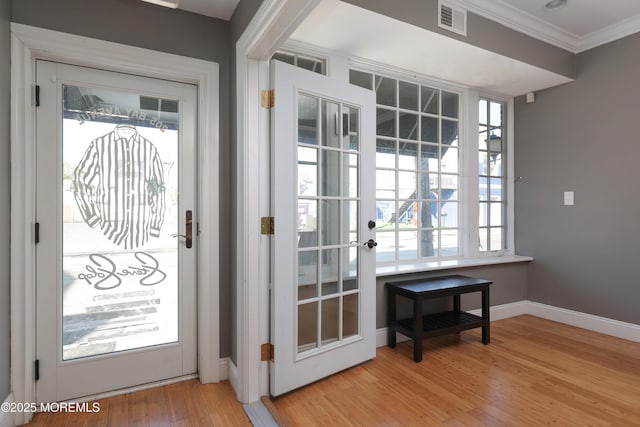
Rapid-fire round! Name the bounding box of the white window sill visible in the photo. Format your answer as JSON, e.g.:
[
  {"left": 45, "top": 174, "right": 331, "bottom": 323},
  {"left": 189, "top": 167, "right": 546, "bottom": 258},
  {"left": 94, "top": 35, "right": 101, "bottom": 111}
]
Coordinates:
[{"left": 375, "top": 255, "right": 533, "bottom": 277}]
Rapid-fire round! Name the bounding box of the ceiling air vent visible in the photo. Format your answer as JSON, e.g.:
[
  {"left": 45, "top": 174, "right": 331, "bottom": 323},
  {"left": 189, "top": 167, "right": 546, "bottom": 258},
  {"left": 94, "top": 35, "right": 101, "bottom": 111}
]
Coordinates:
[{"left": 438, "top": 1, "right": 467, "bottom": 37}]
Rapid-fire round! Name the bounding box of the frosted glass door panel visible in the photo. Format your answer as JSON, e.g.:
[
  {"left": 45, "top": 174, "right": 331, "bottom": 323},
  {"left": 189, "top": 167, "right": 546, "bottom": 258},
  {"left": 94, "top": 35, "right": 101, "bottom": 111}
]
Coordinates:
[{"left": 62, "top": 85, "right": 179, "bottom": 360}]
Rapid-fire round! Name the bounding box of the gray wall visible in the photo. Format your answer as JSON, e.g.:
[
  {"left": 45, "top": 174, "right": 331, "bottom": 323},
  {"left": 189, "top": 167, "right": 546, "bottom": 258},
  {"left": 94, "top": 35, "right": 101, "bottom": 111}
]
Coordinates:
[
  {"left": 12, "top": 0, "right": 233, "bottom": 357},
  {"left": 343, "top": 0, "right": 575, "bottom": 79},
  {"left": 0, "top": 0, "right": 11, "bottom": 401},
  {"left": 229, "top": 0, "right": 264, "bottom": 366},
  {"left": 515, "top": 33, "right": 640, "bottom": 325},
  {"left": 376, "top": 264, "right": 528, "bottom": 328},
  {"left": 230, "top": 0, "right": 263, "bottom": 43}
]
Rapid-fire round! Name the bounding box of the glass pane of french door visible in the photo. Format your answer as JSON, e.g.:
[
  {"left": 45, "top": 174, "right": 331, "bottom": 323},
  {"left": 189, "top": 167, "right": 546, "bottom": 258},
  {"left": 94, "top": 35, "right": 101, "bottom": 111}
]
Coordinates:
[
  {"left": 62, "top": 85, "right": 180, "bottom": 360},
  {"left": 296, "top": 93, "right": 361, "bottom": 355}
]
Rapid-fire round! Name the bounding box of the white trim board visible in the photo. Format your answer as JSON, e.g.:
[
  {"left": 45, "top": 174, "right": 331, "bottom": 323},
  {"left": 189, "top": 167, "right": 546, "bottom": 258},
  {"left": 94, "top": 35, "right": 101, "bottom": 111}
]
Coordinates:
[
  {"left": 228, "top": 360, "right": 239, "bottom": 395},
  {"left": 10, "top": 23, "right": 220, "bottom": 424},
  {"left": 527, "top": 302, "right": 640, "bottom": 343},
  {"left": 234, "top": 0, "right": 321, "bottom": 404},
  {"left": 0, "top": 394, "right": 14, "bottom": 427},
  {"left": 218, "top": 358, "right": 230, "bottom": 382},
  {"left": 375, "top": 300, "right": 640, "bottom": 349}
]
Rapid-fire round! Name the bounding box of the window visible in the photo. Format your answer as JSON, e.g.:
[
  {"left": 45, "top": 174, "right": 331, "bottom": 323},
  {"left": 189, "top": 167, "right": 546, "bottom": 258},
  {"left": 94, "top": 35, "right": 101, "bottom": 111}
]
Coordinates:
[
  {"left": 272, "top": 51, "right": 326, "bottom": 75},
  {"left": 350, "top": 70, "right": 460, "bottom": 263},
  {"left": 479, "top": 98, "right": 506, "bottom": 252}
]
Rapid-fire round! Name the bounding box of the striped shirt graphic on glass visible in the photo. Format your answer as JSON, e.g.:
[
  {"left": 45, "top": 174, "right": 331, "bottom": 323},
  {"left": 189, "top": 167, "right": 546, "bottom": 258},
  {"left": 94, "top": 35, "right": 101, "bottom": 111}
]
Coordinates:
[{"left": 73, "top": 125, "right": 166, "bottom": 249}]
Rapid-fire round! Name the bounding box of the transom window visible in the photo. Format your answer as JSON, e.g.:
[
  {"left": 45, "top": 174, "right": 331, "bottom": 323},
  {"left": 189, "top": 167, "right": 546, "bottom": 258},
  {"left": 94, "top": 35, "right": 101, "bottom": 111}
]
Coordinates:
[
  {"left": 349, "top": 70, "right": 460, "bottom": 263},
  {"left": 272, "top": 51, "right": 326, "bottom": 75}
]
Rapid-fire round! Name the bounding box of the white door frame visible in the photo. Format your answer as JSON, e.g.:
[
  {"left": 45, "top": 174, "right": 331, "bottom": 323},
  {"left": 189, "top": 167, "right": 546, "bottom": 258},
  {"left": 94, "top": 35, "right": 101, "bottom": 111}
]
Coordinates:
[
  {"left": 10, "top": 23, "right": 220, "bottom": 425},
  {"left": 234, "top": 0, "right": 320, "bottom": 403}
]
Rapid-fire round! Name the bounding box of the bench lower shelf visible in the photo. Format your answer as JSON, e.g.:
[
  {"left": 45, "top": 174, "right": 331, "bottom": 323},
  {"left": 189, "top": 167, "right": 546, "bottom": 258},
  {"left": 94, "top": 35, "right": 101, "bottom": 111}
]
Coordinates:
[{"left": 390, "top": 310, "right": 486, "bottom": 339}]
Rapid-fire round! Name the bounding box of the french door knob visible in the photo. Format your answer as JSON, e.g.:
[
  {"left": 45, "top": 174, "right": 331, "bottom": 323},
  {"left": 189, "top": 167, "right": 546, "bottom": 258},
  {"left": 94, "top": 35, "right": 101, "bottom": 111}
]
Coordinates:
[{"left": 364, "top": 239, "right": 378, "bottom": 249}]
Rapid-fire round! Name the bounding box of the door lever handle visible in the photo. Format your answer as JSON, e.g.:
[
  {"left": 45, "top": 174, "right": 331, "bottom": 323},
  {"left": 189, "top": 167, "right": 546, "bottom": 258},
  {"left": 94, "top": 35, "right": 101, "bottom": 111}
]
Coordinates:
[
  {"left": 364, "top": 239, "right": 378, "bottom": 249},
  {"left": 171, "top": 210, "right": 193, "bottom": 249},
  {"left": 185, "top": 210, "right": 192, "bottom": 248}
]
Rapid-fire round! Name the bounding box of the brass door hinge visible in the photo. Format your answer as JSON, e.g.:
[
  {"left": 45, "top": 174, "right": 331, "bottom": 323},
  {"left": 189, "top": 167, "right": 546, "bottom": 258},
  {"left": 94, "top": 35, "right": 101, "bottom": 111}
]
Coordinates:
[
  {"left": 261, "top": 89, "right": 274, "bottom": 108},
  {"left": 261, "top": 343, "right": 274, "bottom": 361},
  {"left": 261, "top": 217, "right": 275, "bottom": 235}
]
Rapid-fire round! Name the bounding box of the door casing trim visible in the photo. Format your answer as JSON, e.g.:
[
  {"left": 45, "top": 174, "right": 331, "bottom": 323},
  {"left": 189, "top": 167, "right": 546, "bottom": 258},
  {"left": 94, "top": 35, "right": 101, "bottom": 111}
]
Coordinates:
[
  {"left": 234, "top": 0, "right": 321, "bottom": 403},
  {"left": 10, "top": 23, "right": 220, "bottom": 424}
]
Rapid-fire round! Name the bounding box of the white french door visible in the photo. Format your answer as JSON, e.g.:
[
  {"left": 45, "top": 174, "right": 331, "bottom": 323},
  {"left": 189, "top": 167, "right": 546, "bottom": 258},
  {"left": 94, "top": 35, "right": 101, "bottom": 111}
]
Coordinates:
[
  {"left": 270, "top": 61, "right": 376, "bottom": 396},
  {"left": 35, "top": 61, "right": 198, "bottom": 402}
]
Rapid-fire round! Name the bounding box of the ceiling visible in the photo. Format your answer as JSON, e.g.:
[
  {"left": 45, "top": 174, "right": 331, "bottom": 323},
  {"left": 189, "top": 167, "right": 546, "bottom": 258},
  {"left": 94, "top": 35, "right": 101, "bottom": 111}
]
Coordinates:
[
  {"left": 178, "top": 0, "right": 240, "bottom": 21},
  {"left": 450, "top": 0, "right": 640, "bottom": 52},
  {"left": 174, "top": 0, "right": 640, "bottom": 95},
  {"left": 289, "top": 0, "right": 573, "bottom": 96},
  {"left": 178, "top": 0, "right": 640, "bottom": 53}
]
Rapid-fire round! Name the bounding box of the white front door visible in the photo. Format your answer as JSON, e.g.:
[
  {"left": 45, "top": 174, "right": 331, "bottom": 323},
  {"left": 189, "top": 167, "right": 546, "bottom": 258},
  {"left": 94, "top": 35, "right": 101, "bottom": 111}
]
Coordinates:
[
  {"left": 270, "top": 61, "right": 376, "bottom": 396},
  {"left": 35, "top": 60, "right": 198, "bottom": 402}
]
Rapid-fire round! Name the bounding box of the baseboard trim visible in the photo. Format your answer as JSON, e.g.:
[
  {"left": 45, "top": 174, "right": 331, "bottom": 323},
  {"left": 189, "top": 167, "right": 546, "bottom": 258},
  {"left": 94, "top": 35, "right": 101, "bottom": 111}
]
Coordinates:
[
  {"left": 466, "top": 300, "right": 530, "bottom": 320},
  {"left": 229, "top": 360, "right": 239, "bottom": 397},
  {"left": 375, "top": 300, "right": 640, "bottom": 348},
  {"left": 528, "top": 301, "right": 640, "bottom": 343},
  {"left": 376, "top": 328, "right": 410, "bottom": 348},
  {"left": 219, "top": 357, "right": 229, "bottom": 381},
  {"left": 1, "top": 394, "right": 15, "bottom": 427}
]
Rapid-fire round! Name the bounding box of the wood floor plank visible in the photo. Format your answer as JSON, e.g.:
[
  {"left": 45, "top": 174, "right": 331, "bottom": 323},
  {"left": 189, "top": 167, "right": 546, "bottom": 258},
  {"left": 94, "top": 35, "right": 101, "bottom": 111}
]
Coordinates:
[
  {"left": 105, "top": 394, "right": 128, "bottom": 427},
  {"left": 146, "top": 384, "right": 171, "bottom": 427},
  {"left": 88, "top": 398, "right": 110, "bottom": 427},
  {"left": 126, "top": 389, "right": 149, "bottom": 427}
]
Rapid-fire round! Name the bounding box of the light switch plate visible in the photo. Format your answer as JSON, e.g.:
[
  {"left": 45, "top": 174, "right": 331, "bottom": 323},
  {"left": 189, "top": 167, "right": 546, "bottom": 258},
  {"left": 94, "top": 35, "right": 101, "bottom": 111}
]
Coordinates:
[{"left": 564, "top": 191, "right": 574, "bottom": 206}]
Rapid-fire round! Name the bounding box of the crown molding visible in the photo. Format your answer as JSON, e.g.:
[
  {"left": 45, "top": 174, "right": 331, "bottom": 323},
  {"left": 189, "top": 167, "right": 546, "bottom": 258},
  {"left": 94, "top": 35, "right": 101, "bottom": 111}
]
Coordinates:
[
  {"left": 449, "top": 0, "right": 640, "bottom": 54},
  {"left": 447, "top": 0, "right": 579, "bottom": 52},
  {"left": 577, "top": 12, "right": 640, "bottom": 52}
]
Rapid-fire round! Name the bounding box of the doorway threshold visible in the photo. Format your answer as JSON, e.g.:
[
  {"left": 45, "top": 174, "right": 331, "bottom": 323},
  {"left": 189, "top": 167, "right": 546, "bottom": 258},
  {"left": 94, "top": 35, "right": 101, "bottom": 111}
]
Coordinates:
[{"left": 242, "top": 398, "right": 279, "bottom": 427}]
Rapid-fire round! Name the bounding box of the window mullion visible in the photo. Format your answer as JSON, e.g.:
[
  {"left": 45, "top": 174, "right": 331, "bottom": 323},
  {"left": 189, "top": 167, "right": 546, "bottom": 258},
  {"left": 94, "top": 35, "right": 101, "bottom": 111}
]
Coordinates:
[
  {"left": 463, "top": 90, "right": 480, "bottom": 258},
  {"left": 506, "top": 99, "right": 515, "bottom": 254}
]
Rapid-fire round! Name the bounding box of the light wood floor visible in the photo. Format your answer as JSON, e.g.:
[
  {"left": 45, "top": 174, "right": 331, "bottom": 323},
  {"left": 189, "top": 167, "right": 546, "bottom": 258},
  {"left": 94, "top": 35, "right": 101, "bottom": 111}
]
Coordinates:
[
  {"left": 25, "top": 315, "right": 640, "bottom": 426},
  {"left": 270, "top": 315, "right": 640, "bottom": 426}
]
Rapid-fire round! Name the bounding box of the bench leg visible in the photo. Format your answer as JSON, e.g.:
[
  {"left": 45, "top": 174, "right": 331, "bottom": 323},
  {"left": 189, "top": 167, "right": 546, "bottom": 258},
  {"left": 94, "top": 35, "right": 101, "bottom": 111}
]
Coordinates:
[
  {"left": 453, "top": 294, "right": 461, "bottom": 335},
  {"left": 413, "top": 297, "right": 423, "bottom": 362},
  {"left": 482, "top": 288, "right": 490, "bottom": 345},
  {"left": 388, "top": 290, "right": 397, "bottom": 348}
]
